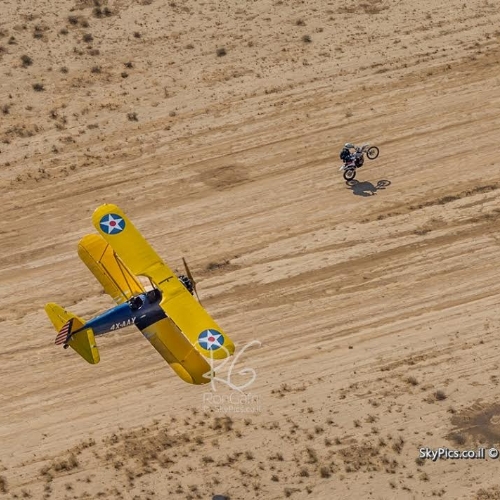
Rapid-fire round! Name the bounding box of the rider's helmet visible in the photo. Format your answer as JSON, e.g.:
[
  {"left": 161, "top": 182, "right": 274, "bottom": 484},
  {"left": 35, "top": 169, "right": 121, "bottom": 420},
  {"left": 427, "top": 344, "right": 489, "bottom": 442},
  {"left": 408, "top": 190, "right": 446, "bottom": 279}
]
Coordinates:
[{"left": 344, "top": 143, "right": 354, "bottom": 149}]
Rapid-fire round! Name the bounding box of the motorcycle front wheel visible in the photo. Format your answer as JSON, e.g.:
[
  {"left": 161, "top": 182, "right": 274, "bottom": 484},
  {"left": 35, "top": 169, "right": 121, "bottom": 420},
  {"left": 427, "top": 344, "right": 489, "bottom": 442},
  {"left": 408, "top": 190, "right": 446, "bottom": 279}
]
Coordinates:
[
  {"left": 366, "top": 146, "right": 379, "bottom": 160},
  {"left": 343, "top": 168, "right": 356, "bottom": 181}
]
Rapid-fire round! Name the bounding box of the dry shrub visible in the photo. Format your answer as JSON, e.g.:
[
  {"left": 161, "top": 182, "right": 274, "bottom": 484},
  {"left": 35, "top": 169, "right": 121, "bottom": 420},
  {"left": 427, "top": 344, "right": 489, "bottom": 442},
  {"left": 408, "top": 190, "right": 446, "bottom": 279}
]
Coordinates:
[{"left": 0, "top": 476, "right": 8, "bottom": 493}]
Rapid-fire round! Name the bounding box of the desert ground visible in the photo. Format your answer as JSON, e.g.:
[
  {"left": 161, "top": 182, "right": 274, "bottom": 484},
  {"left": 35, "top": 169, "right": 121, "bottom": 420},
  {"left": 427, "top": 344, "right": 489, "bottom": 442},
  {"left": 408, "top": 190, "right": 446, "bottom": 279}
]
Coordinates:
[{"left": 1, "top": 0, "right": 500, "bottom": 498}]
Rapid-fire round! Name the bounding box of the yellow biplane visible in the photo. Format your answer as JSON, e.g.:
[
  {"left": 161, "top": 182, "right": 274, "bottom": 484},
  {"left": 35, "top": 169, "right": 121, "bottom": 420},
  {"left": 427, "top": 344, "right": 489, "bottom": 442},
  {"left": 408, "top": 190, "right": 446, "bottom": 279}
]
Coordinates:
[{"left": 45, "top": 204, "right": 235, "bottom": 385}]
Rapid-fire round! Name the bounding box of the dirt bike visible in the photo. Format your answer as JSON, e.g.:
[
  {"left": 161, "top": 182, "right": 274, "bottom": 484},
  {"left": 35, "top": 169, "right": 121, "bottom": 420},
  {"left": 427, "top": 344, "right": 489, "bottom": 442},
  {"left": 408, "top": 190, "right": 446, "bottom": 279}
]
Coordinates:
[{"left": 339, "top": 144, "right": 379, "bottom": 181}]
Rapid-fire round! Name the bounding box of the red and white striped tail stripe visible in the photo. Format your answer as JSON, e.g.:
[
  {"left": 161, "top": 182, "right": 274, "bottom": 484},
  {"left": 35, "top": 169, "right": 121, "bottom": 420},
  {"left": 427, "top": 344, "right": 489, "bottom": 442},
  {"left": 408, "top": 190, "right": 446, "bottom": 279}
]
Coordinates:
[{"left": 55, "top": 320, "right": 72, "bottom": 345}]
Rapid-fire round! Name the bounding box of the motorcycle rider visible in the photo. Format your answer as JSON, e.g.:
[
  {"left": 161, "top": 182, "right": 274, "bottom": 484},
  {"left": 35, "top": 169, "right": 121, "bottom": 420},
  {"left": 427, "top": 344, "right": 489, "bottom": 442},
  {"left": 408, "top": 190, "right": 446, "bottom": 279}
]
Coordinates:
[
  {"left": 340, "top": 143, "right": 355, "bottom": 165},
  {"left": 340, "top": 143, "right": 364, "bottom": 168}
]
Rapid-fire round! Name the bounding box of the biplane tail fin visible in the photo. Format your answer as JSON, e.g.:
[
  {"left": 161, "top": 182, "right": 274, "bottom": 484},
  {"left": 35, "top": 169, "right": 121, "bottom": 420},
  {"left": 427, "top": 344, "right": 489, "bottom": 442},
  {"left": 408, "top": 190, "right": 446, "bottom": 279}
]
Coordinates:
[{"left": 45, "top": 303, "right": 100, "bottom": 365}]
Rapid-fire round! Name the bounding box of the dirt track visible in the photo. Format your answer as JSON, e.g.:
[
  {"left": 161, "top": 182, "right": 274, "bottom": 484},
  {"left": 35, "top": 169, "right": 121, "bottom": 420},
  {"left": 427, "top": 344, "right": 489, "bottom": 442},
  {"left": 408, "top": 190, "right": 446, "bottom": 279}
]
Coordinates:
[{"left": 1, "top": 0, "right": 500, "bottom": 498}]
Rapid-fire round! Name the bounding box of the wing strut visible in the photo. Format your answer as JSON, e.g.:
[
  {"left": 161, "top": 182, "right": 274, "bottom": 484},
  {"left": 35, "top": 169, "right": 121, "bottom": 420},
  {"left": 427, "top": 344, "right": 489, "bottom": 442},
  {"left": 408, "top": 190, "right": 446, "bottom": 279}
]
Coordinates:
[{"left": 183, "top": 257, "right": 201, "bottom": 303}]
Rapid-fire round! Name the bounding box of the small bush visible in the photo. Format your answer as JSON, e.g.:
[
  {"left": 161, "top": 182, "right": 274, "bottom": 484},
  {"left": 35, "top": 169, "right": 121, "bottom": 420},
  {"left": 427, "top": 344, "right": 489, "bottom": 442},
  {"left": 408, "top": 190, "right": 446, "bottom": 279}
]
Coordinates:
[
  {"left": 21, "top": 54, "right": 33, "bottom": 67},
  {"left": 0, "top": 476, "right": 8, "bottom": 493},
  {"left": 302, "top": 34, "right": 312, "bottom": 43},
  {"left": 392, "top": 437, "right": 405, "bottom": 454},
  {"left": 306, "top": 447, "right": 318, "bottom": 464},
  {"left": 94, "top": 7, "right": 112, "bottom": 17},
  {"left": 32, "top": 83, "right": 45, "bottom": 92},
  {"left": 83, "top": 33, "right": 93, "bottom": 43},
  {"left": 127, "top": 112, "right": 138, "bottom": 121},
  {"left": 216, "top": 47, "right": 227, "bottom": 57},
  {"left": 319, "top": 466, "right": 331, "bottom": 478},
  {"left": 53, "top": 454, "right": 79, "bottom": 472},
  {"left": 449, "top": 432, "right": 466, "bottom": 445},
  {"left": 435, "top": 390, "right": 447, "bottom": 401}
]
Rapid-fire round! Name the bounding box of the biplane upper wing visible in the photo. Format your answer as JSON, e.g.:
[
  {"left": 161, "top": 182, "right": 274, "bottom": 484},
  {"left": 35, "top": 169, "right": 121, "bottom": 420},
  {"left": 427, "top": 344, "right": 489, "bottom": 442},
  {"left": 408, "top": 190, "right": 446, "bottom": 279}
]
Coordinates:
[
  {"left": 91, "top": 204, "right": 235, "bottom": 360},
  {"left": 78, "top": 233, "right": 145, "bottom": 305}
]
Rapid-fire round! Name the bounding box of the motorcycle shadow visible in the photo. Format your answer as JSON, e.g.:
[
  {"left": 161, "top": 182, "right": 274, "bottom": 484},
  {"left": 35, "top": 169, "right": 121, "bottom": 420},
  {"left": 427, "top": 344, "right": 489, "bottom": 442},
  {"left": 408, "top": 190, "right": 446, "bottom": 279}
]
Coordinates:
[{"left": 346, "top": 179, "right": 391, "bottom": 197}]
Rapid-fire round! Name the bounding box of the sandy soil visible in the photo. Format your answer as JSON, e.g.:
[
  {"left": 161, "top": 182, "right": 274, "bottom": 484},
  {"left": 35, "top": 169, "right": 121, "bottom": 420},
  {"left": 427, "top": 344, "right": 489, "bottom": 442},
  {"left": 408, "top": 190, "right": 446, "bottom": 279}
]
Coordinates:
[{"left": 1, "top": 0, "right": 500, "bottom": 498}]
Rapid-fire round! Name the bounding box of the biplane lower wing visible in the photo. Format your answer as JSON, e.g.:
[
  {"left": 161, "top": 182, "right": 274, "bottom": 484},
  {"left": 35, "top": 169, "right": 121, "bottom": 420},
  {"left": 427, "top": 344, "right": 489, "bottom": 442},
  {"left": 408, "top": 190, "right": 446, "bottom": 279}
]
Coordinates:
[
  {"left": 91, "top": 204, "right": 235, "bottom": 360},
  {"left": 45, "top": 303, "right": 100, "bottom": 364},
  {"left": 159, "top": 293, "right": 234, "bottom": 360},
  {"left": 78, "top": 234, "right": 145, "bottom": 305},
  {"left": 142, "top": 318, "right": 212, "bottom": 385}
]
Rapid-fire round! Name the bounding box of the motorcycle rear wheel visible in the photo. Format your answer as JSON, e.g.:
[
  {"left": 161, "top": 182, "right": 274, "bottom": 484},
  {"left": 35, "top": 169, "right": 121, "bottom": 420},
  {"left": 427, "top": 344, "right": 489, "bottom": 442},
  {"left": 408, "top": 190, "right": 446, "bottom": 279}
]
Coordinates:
[
  {"left": 343, "top": 168, "right": 356, "bottom": 181},
  {"left": 366, "top": 146, "right": 379, "bottom": 160}
]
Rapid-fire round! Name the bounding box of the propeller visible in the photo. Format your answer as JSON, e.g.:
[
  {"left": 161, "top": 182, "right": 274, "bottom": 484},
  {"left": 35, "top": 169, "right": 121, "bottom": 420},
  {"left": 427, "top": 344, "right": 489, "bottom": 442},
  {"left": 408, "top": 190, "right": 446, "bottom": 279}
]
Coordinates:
[{"left": 182, "top": 257, "right": 201, "bottom": 304}]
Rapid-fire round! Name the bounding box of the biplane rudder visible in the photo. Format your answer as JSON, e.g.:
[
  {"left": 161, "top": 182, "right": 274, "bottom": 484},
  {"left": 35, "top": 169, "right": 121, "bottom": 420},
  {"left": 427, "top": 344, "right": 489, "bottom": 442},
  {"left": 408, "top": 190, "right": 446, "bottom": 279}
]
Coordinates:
[{"left": 45, "top": 303, "right": 100, "bottom": 365}]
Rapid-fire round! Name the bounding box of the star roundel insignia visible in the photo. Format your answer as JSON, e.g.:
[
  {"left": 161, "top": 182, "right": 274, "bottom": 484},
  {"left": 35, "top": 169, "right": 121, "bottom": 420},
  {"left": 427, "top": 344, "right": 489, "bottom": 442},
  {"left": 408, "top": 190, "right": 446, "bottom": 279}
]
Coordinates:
[
  {"left": 99, "top": 213, "right": 125, "bottom": 235},
  {"left": 198, "top": 329, "right": 225, "bottom": 351}
]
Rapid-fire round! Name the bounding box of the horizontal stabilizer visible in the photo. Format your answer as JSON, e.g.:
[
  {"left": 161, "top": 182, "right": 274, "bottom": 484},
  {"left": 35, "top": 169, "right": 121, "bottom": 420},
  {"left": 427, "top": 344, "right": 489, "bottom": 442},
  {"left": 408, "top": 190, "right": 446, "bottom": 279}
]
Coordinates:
[{"left": 45, "top": 303, "right": 100, "bottom": 364}]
